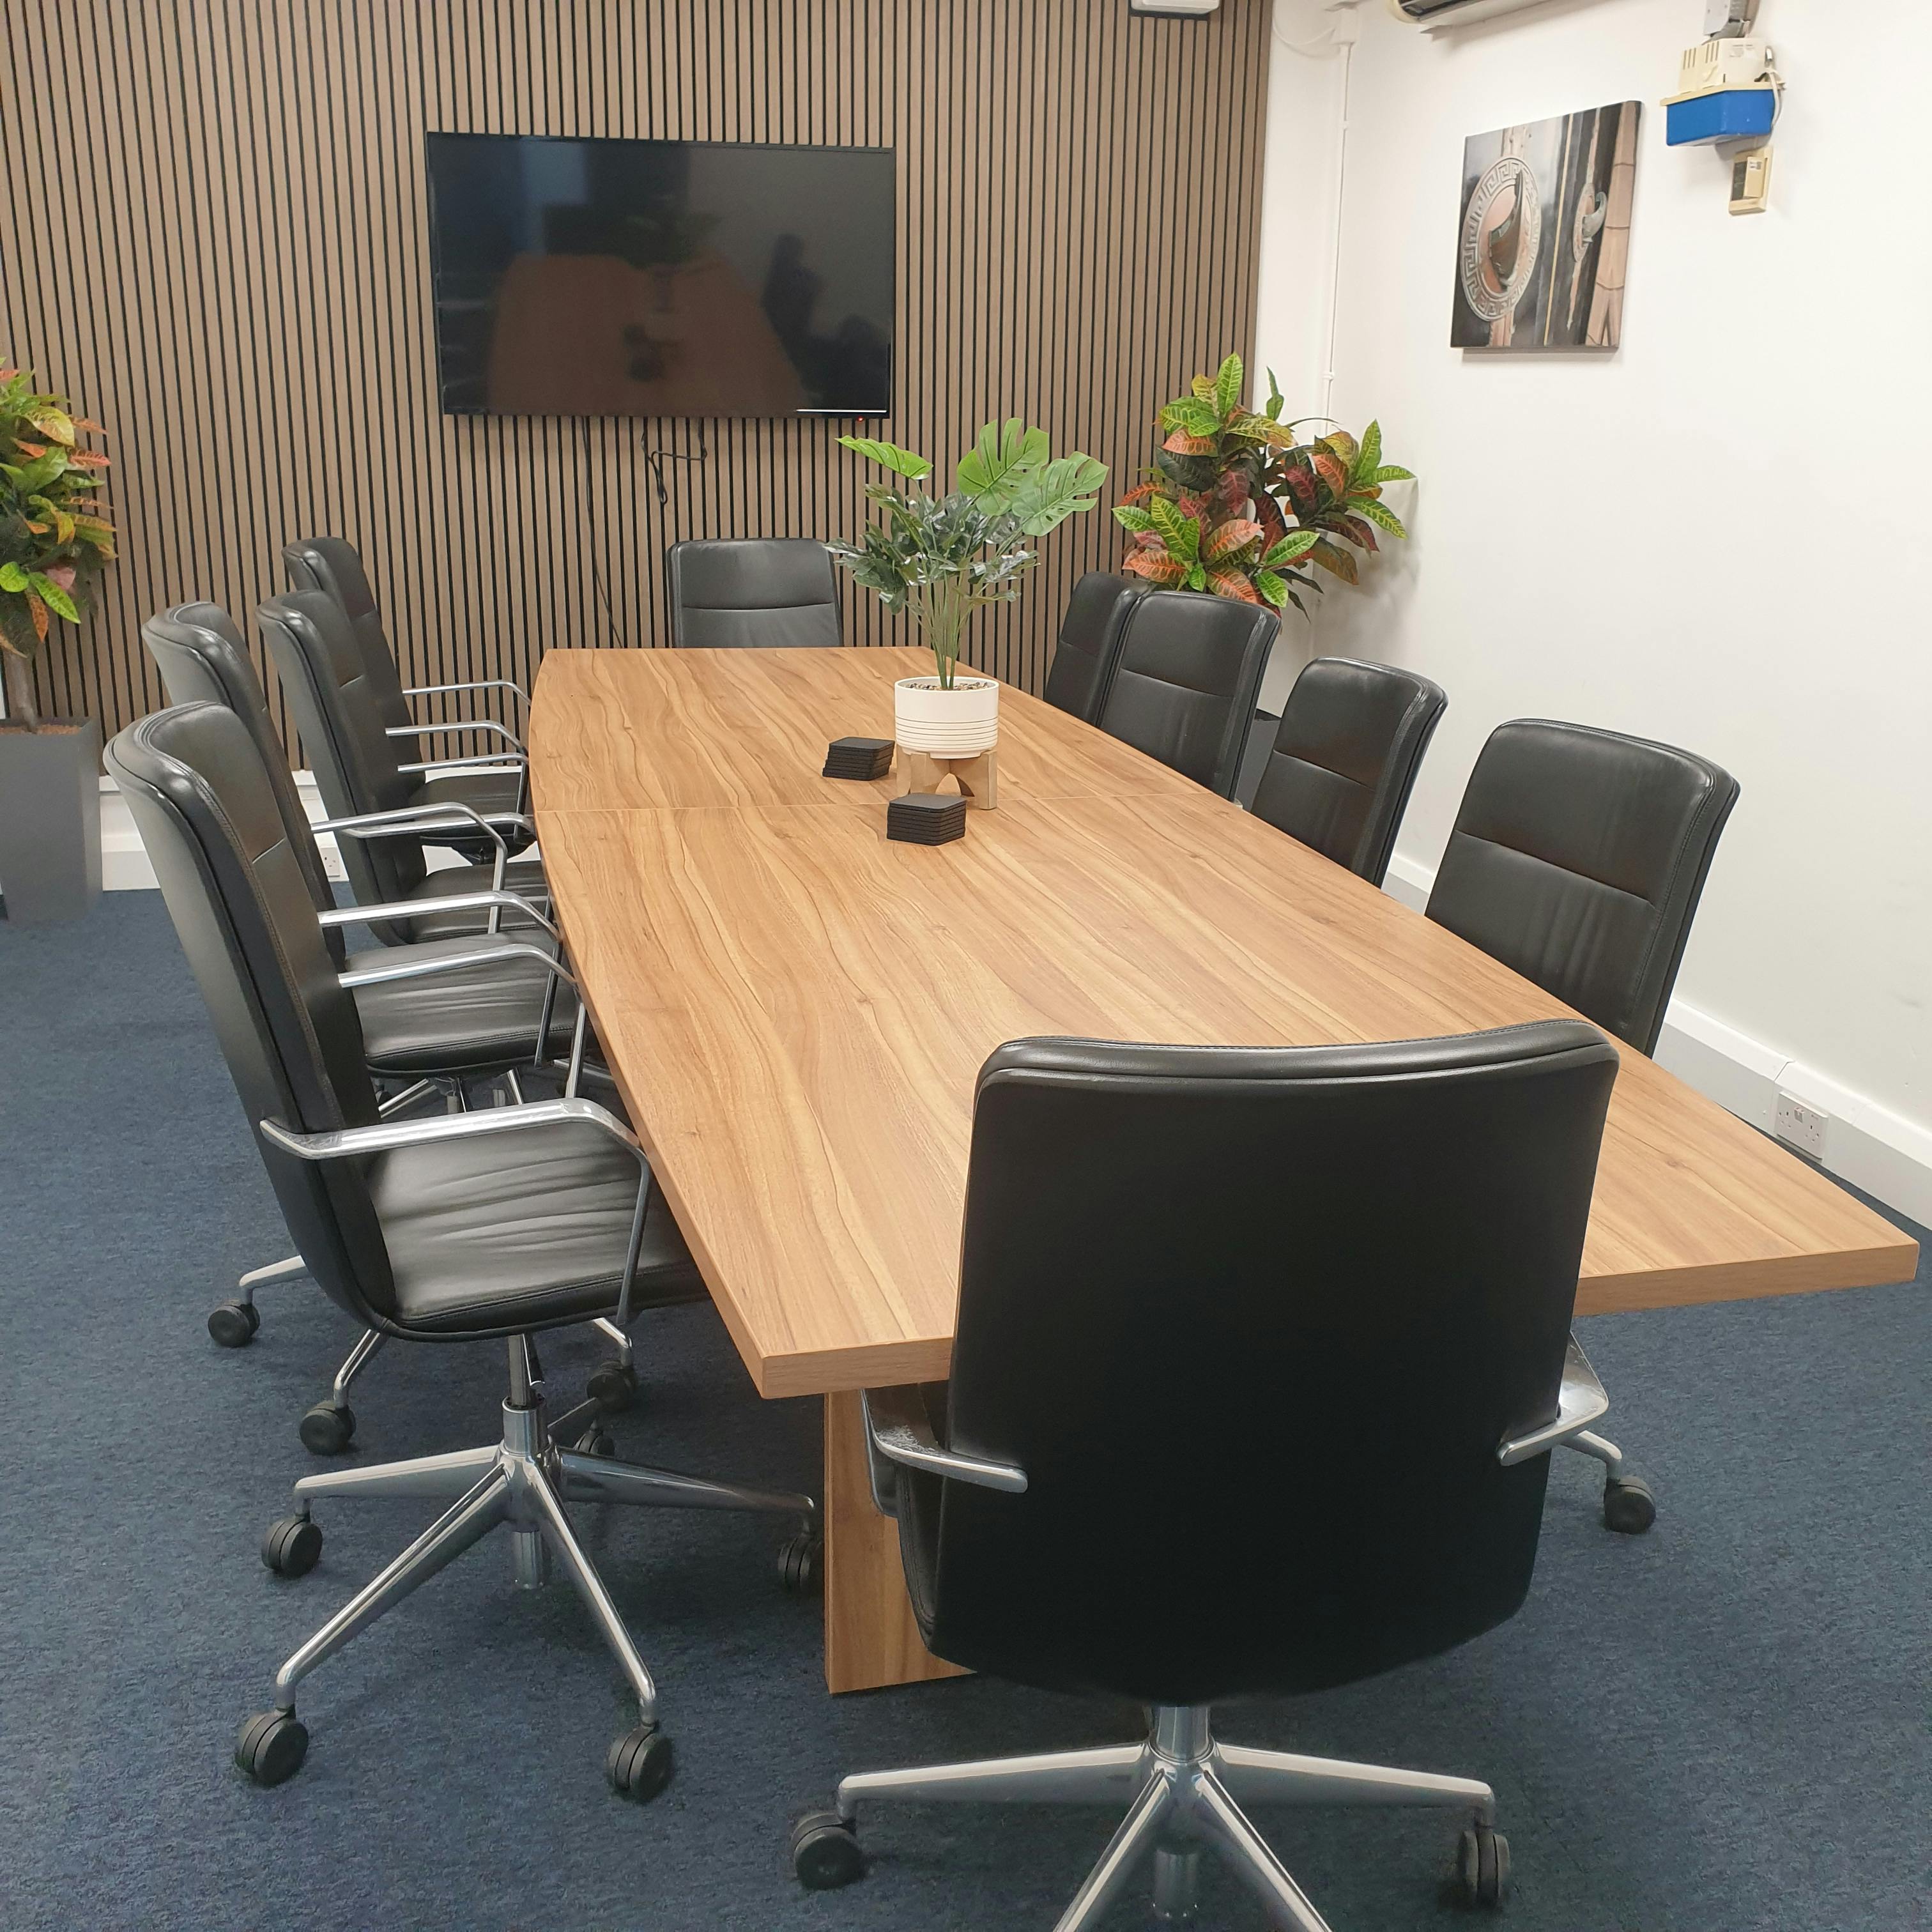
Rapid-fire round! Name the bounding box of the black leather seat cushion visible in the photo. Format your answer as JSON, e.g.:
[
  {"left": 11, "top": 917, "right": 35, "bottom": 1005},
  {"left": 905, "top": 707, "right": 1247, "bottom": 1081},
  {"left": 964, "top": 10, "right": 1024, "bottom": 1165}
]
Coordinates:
[
  {"left": 402, "top": 857, "right": 549, "bottom": 942},
  {"left": 372, "top": 1121, "right": 705, "bottom": 1334},
  {"left": 411, "top": 767, "right": 534, "bottom": 858},
  {"left": 349, "top": 934, "right": 578, "bottom": 1075},
  {"left": 668, "top": 539, "right": 841, "bottom": 648}
]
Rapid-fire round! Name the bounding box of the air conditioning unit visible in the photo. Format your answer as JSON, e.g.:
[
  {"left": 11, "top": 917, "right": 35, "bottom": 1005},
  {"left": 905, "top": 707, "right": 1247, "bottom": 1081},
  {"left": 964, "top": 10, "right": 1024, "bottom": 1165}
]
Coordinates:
[
  {"left": 1388, "top": 0, "right": 1559, "bottom": 27},
  {"left": 1130, "top": 0, "right": 1221, "bottom": 17}
]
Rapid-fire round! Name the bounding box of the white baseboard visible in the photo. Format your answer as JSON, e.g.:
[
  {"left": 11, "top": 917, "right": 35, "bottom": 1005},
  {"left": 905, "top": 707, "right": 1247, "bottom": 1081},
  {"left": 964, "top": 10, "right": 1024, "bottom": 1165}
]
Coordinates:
[{"left": 1384, "top": 852, "right": 1930, "bottom": 1231}]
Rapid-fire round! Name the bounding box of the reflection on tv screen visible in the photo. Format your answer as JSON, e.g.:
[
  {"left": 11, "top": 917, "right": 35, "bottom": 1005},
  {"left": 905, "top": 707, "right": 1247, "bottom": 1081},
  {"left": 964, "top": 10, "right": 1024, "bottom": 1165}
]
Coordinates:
[{"left": 426, "top": 134, "right": 894, "bottom": 418}]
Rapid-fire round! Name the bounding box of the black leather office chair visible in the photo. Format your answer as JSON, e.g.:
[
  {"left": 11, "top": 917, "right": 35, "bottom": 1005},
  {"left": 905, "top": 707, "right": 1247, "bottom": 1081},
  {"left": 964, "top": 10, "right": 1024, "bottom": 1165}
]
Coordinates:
[
  {"left": 1428, "top": 719, "right": 1741, "bottom": 1533},
  {"left": 284, "top": 535, "right": 532, "bottom": 855},
  {"left": 1097, "top": 590, "right": 1278, "bottom": 798},
  {"left": 108, "top": 702, "right": 818, "bottom": 1796},
  {"left": 142, "top": 604, "right": 599, "bottom": 1443},
  {"left": 666, "top": 537, "right": 841, "bottom": 648},
  {"left": 792, "top": 1022, "right": 1620, "bottom": 1926},
  {"left": 1250, "top": 657, "right": 1446, "bottom": 887},
  {"left": 1041, "top": 572, "right": 1146, "bottom": 723},
  {"left": 260, "top": 590, "right": 547, "bottom": 946}
]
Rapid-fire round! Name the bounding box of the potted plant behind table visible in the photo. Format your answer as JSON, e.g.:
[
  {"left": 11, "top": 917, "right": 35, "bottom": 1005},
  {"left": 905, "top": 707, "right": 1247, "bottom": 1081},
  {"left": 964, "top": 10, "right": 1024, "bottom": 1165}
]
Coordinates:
[
  {"left": 831, "top": 422, "right": 1107, "bottom": 760},
  {"left": 0, "top": 365, "right": 117, "bottom": 923},
  {"left": 1112, "top": 352, "right": 1413, "bottom": 613}
]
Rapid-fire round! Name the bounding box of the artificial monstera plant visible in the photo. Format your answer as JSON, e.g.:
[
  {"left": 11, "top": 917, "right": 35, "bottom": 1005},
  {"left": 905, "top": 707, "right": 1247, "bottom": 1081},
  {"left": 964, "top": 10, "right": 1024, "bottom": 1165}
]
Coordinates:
[
  {"left": 1113, "top": 354, "right": 1411, "bottom": 613},
  {"left": 832, "top": 422, "right": 1107, "bottom": 687},
  {"left": 0, "top": 365, "right": 116, "bottom": 730}
]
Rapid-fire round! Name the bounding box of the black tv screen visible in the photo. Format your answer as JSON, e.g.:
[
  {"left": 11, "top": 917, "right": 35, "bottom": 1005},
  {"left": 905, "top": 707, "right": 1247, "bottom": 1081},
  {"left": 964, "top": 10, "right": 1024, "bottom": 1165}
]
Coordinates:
[{"left": 425, "top": 132, "right": 895, "bottom": 418}]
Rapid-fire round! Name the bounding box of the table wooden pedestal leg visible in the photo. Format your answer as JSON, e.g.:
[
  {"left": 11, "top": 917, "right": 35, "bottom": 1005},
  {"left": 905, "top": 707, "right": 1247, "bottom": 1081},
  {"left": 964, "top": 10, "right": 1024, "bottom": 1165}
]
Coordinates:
[{"left": 822, "top": 1390, "right": 969, "bottom": 1694}]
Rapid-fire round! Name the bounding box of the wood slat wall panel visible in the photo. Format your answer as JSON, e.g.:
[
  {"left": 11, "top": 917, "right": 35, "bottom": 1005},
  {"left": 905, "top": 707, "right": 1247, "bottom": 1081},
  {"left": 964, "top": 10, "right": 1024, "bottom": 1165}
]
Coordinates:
[{"left": 1, "top": 0, "right": 1271, "bottom": 742}]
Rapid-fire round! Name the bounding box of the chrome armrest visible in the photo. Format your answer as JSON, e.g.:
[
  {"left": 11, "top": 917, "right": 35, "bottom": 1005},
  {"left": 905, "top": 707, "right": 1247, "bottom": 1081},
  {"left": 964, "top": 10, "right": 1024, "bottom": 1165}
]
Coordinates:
[
  {"left": 318, "top": 891, "right": 558, "bottom": 941},
  {"left": 317, "top": 802, "right": 518, "bottom": 917},
  {"left": 398, "top": 752, "right": 527, "bottom": 775},
  {"left": 259, "top": 1095, "right": 656, "bottom": 1328},
  {"left": 318, "top": 804, "right": 538, "bottom": 842},
  {"left": 261, "top": 1094, "right": 638, "bottom": 1163},
  {"left": 1497, "top": 1335, "right": 1613, "bottom": 1466},
  {"left": 385, "top": 719, "right": 526, "bottom": 752},
  {"left": 406, "top": 678, "right": 530, "bottom": 718},
  {"left": 860, "top": 1384, "right": 1028, "bottom": 1508},
  {"left": 338, "top": 939, "right": 575, "bottom": 993}
]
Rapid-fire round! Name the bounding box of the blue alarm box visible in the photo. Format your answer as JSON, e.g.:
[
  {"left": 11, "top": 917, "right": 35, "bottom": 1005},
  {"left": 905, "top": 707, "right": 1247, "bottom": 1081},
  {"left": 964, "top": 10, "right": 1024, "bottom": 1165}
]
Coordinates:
[{"left": 1666, "top": 87, "right": 1777, "bottom": 147}]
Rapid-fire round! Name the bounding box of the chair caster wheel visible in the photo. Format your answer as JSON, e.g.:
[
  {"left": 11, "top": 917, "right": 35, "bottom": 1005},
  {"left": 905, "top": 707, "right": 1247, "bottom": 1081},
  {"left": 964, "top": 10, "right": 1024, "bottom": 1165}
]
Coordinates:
[
  {"left": 261, "top": 1512, "right": 323, "bottom": 1577},
  {"left": 586, "top": 1359, "right": 639, "bottom": 1413},
  {"left": 208, "top": 1300, "right": 260, "bottom": 1347},
  {"left": 778, "top": 1530, "right": 823, "bottom": 1595},
  {"left": 575, "top": 1424, "right": 617, "bottom": 1457},
  {"left": 1603, "top": 1473, "right": 1657, "bottom": 1534},
  {"left": 1453, "top": 1824, "right": 1509, "bottom": 1908},
  {"left": 793, "top": 1810, "right": 864, "bottom": 1890},
  {"left": 234, "top": 1708, "right": 309, "bottom": 1786},
  {"left": 299, "top": 1401, "right": 356, "bottom": 1455},
  {"left": 606, "top": 1721, "right": 674, "bottom": 1802}
]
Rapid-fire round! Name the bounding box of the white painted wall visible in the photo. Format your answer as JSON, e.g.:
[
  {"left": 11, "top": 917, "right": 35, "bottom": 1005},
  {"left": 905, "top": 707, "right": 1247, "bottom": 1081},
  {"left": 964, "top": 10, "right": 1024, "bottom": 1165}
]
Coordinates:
[{"left": 1253, "top": 0, "right": 1932, "bottom": 1216}]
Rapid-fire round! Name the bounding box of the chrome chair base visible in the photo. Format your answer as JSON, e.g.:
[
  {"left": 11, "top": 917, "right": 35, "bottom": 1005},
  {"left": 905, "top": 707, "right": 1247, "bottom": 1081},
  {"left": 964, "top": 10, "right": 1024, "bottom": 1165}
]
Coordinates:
[
  {"left": 802, "top": 1706, "right": 1505, "bottom": 1930},
  {"left": 237, "top": 1337, "right": 818, "bottom": 1793}
]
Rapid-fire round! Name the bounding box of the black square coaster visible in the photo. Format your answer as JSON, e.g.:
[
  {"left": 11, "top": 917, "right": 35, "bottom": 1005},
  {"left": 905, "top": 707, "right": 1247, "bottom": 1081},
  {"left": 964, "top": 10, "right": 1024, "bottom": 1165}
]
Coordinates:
[
  {"left": 823, "top": 736, "right": 896, "bottom": 781},
  {"left": 886, "top": 793, "right": 967, "bottom": 845}
]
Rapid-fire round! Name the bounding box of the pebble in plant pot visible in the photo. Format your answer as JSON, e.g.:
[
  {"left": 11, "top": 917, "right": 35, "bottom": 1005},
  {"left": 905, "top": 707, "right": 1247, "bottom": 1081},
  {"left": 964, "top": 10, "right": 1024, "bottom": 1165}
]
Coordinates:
[
  {"left": 0, "top": 365, "right": 118, "bottom": 923},
  {"left": 829, "top": 419, "right": 1107, "bottom": 813}
]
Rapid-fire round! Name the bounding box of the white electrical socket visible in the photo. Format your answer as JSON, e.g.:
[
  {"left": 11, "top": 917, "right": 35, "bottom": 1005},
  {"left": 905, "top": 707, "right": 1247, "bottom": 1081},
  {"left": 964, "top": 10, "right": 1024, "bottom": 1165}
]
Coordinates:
[{"left": 1774, "top": 1092, "right": 1828, "bottom": 1160}]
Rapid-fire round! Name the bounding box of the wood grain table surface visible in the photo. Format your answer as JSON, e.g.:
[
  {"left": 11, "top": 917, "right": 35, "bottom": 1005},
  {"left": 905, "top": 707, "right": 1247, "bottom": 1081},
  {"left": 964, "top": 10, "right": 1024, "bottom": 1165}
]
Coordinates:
[{"left": 532, "top": 645, "right": 1918, "bottom": 1404}]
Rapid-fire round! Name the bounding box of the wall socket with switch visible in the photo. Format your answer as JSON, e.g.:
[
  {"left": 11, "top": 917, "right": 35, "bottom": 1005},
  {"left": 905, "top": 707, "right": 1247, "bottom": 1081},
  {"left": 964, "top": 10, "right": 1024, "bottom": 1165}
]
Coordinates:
[{"left": 1774, "top": 1091, "right": 1829, "bottom": 1161}]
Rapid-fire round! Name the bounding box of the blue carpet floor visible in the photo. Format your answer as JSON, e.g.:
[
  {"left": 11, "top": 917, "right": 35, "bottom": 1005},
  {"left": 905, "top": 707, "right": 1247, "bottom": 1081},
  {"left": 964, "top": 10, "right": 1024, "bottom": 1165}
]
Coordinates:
[{"left": 1, "top": 891, "right": 1927, "bottom": 1931}]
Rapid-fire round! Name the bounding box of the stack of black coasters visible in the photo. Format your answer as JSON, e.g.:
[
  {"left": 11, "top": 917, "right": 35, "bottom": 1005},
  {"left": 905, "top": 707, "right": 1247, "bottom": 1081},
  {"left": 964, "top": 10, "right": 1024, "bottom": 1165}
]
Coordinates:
[
  {"left": 822, "top": 736, "right": 895, "bottom": 781},
  {"left": 886, "top": 793, "right": 967, "bottom": 845}
]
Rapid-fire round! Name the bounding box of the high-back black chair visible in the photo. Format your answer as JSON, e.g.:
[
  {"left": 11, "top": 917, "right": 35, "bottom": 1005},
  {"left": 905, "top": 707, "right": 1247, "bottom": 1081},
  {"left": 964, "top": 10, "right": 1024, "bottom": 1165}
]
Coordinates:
[
  {"left": 260, "top": 590, "right": 545, "bottom": 946},
  {"left": 284, "top": 535, "right": 532, "bottom": 852},
  {"left": 142, "top": 604, "right": 342, "bottom": 945},
  {"left": 666, "top": 538, "right": 841, "bottom": 648},
  {"left": 108, "top": 701, "right": 816, "bottom": 1796},
  {"left": 1097, "top": 590, "right": 1278, "bottom": 797},
  {"left": 1428, "top": 720, "right": 1740, "bottom": 1056},
  {"left": 142, "top": 603, "right": 579, "bottom": 1411},
  {"left": 1250, "top": 656, "right": 1446, "bottom": 887},
  {"left": 1427, "top": 718, "right": 1740, "bottom": 1535},
  {"left": 793, "top": 1022, "right": 1620, "bottom": 1924},
  {"left": 1041, "top": 571, "right": 1146, "bottom": 723}
]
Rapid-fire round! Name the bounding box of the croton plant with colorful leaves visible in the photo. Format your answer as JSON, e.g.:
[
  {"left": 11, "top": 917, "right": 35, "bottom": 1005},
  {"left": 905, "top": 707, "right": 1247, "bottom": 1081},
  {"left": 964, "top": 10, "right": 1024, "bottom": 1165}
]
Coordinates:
[
  {"left": 1112, "top": 353, "right": 1411, "bottom": 613},
  {"left": 0, "top": 364, "right": 116, "bottom": 730}
]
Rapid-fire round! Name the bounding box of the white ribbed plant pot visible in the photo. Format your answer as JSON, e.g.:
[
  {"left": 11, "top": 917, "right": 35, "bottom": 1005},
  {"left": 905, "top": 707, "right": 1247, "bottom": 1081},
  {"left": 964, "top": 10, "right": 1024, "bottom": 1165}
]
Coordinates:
[{"left": 893, "top": 676, "right": 999, "bottom": 756}]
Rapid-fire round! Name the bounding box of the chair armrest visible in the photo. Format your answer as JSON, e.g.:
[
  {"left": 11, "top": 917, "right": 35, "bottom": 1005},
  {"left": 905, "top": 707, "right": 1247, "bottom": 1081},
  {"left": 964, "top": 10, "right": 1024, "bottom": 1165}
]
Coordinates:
[
  {"left": 386, "top": 719, "right": 526, "bottom": 752},
  {"left": 259, "top": 1096, "right": 657, "bottom": 1330},
  {"left": 398, "top": 753, "right": 528, "bottom": 774},
  {"left": 338, "top": 939, "right": 576, "bottom": 993},
  {"left": 406, "top": 678, "right": 530, "bottom": 718},
  {"left": 318, "top": 891, "right": 559, "bottom": 941},
  {"left": 1497, "top": 1335, "right": 1613, "bottom": 1466},
  {"left": 260, "top": 1094, "right": 639, "bottom": 1163},
  {"left": 318, "top": 804, "right": 538, "bottom": 843},
  {"left": 860, "top": 1385, "right": 1028, "bottom": 1498}
]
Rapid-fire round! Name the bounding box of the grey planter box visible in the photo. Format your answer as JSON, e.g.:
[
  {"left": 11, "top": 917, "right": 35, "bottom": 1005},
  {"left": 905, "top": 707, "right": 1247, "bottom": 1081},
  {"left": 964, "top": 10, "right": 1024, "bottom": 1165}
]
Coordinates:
[{"left": 0, "top": 716, "right": 102, "bottom": 923}]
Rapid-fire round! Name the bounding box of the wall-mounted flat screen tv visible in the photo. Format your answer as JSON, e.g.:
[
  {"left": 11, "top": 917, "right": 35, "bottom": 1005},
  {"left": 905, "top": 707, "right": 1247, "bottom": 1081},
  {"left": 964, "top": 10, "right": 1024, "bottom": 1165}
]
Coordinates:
[{"left": 425, "top": 132, "right": 895, "bottom": 417}]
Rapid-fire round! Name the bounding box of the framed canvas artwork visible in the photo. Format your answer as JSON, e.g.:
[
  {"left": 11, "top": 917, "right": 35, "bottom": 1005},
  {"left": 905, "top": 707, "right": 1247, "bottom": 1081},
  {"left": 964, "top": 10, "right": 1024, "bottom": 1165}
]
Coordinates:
[{"left": 1452, "top": 101, "right": 1641, "bottom": 351}]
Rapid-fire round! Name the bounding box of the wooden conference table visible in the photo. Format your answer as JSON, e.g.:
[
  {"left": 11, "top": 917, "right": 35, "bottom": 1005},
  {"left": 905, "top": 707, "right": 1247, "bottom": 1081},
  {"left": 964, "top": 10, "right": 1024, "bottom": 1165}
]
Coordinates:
[{"left": 530, "top": 645, "right": 1917, "bottom": 1694}]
